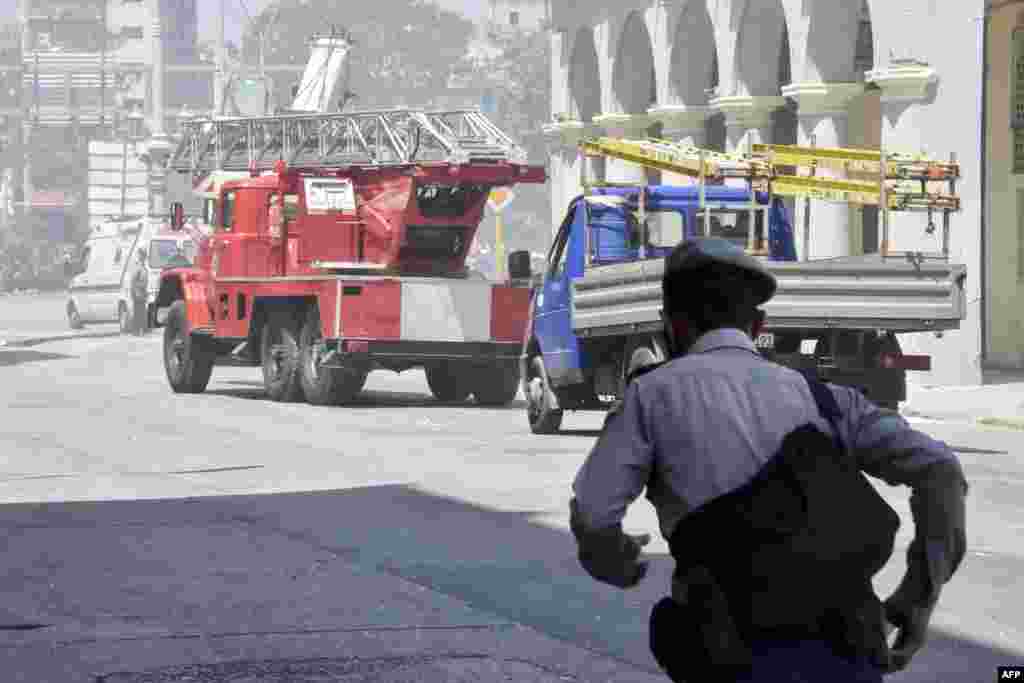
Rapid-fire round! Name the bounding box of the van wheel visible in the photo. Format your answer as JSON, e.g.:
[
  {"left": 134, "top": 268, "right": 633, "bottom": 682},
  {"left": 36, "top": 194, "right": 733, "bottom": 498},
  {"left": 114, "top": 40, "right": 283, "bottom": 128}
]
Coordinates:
[
  {"left": 67, "top": 302, "right": 83, "bottom": 330},
  {"left": 525, "top": 354, "right": 562, "bottom": 434},
  {"left": 163, "top": 300, "right": 215, "bottom": 393},
  {"left": 118, "top": 303, "right": 132, "bottom": 334},
  {"left": 261, "top": 311, "right": 304, "bottom": 402},
  {"left": 299, "top": 306, "right": 368, "bottom": 405},
  {"left": 472, "top": 362, "right": 520, "bottom": 406},
  {"left": 425, "top": 363, "right": 471, "bottom": 402}
]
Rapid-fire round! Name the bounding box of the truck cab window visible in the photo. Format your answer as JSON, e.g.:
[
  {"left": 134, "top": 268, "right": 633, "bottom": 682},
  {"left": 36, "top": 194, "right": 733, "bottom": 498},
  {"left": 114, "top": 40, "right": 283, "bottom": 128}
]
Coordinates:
[
  {"left": 221, "top": 191, "right": 236, "bottom": 232},
  {"left": 548, "top": 212, "right": 573, "bottom": 276},
  {"left": 645, "top": 211, "right": 686, "bottom": 249},
  {"left": 704, "top": 210, "right": 763, "bottom": 251}
]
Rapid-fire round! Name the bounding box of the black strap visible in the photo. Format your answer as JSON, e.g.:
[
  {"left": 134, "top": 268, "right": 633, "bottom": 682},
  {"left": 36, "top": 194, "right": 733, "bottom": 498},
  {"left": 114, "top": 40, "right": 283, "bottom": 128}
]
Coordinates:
[{"left": 798, "top": 369, "right": 845, "bottom": 452}]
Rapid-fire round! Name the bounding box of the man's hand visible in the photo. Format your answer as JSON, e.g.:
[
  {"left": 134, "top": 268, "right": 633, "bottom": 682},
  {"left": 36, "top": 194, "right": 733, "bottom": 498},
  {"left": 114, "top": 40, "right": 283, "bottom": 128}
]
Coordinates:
[
  {"left": 880, "top": 594, "right": 935, "bottom": 672},
  {"left": 577, "top": 531, "right": 651, "bottom": 589}
]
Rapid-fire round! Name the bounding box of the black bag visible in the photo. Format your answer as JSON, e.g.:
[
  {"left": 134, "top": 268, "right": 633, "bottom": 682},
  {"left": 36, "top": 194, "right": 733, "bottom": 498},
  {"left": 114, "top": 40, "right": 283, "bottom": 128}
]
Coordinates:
[{"left": 650, "top": 373, "right": 900, "bottom": 682}]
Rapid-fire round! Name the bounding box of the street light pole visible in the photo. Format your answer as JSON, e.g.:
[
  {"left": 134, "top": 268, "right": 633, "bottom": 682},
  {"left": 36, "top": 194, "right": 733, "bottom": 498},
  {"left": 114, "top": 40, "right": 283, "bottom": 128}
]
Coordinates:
[{"left": 145, "top": 0, "right": 172, "bottom": 219}]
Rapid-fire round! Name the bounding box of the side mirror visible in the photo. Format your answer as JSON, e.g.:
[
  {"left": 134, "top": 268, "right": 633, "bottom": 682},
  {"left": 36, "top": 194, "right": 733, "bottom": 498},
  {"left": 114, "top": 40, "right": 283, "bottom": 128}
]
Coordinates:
[{"left": 508, "top": 249, "right": 532, "bottom": 280}]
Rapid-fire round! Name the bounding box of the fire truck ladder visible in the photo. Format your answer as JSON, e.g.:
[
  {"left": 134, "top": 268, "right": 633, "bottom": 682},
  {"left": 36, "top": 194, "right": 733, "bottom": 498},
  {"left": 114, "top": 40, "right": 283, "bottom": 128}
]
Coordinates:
[
  {"left": 169, "top": 108, "right": 529, "bottom": 175},
  {"left": 579, "top": 137, "right": 961, "bottom": 261}
]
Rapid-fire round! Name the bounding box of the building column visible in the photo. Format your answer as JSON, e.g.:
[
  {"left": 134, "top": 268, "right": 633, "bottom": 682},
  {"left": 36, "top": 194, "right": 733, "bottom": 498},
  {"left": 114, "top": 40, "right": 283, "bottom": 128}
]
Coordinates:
[
  {"left": 709, "top": 95, "right": 785, "bottom": 154},
  {"left": 782, "top": 82, "right": 863, "bottom": 259},
  {"left": 542, "top": 118, "right": 592, "bottom": 240},
  {"left": 592, "top": 112, "right": 652, "bottom": 184},
  {"left": 866, "top": 60, "right": 939, "bottom": 256},
  {"left": 648, "top": 104, "right": 710, "bottom": 184}
]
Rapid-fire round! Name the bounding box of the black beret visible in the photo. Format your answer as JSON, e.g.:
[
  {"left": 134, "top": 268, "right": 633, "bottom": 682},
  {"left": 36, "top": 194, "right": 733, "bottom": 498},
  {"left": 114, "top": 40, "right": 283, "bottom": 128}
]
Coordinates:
[{"left": 662, "top": 238, "right": 777, "bottom": 306}]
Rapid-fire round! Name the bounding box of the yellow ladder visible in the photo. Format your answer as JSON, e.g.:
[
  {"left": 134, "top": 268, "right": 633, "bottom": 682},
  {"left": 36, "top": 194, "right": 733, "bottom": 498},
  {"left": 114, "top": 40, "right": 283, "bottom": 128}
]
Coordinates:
[{"left": 578, "top": 136, "right": 961, "bottom": 259}]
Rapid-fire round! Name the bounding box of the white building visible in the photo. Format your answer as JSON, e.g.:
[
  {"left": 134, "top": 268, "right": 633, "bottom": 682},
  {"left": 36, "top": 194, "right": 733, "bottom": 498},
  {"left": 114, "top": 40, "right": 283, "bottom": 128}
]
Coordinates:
[{"left": 543, "top": 0, "right": 1000, "bottom": 386}]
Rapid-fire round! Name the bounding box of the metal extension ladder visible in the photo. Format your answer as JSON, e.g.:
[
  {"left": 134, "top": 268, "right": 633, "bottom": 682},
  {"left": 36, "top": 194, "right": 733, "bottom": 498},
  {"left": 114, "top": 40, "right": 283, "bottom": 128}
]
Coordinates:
[{"left": 169, "top": 108, "right": 529, "bottom": 174}]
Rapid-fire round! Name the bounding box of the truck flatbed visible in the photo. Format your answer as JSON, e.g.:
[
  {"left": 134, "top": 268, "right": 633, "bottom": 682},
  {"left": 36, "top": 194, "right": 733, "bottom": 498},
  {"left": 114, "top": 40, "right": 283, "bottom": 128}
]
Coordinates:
[{"left": 572, "top": 254, "right": 967, "bottom": 336}]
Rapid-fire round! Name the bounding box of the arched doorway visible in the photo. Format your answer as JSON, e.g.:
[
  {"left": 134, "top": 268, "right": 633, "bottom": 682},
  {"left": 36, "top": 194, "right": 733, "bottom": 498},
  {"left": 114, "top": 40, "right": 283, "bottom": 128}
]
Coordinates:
[
  {"left": 734, "top": 0, "right": 795, "bottom": 150},
  {"left": 610, "top": 11, "right": 659, "bottom": 183},
  {"left": 568, "top": 27, "right": 601, "bottom": 124},
  {"left": 669, "top": 1, "right": 724, "bottom": 150}
]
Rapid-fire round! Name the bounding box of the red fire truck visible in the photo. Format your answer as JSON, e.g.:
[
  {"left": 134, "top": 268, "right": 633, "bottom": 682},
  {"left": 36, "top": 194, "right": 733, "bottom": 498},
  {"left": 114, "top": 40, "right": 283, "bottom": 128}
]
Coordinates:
[{"left": 153, "top": 108, "right": 545, "bottom": 406}]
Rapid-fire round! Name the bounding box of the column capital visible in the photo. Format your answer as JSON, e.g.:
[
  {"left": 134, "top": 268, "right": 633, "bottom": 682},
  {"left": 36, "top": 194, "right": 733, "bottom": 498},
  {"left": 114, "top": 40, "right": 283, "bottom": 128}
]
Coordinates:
[
  {"left": 591, "top": 112, "right": 652, "bottom": 138},
  {"left": 781, "top": 82, "right": 863, "bottom": 117},
  {"left": 866, "top": 59, "right": 938, "bottom": 104},
  {"left": 709, "top": 95, "right": 784, "bottom": 129},
  {"left": 646, "top": 104, "right": 709, "bottom": 137},
  {"left": 541, "top": 118, "right": 588, "bottom": 151}
]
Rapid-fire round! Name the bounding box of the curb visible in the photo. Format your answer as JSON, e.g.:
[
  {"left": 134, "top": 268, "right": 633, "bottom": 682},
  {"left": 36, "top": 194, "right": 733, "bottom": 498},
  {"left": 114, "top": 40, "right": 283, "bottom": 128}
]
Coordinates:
[
  {"left": 977, "top": 416, "right": 1024, "bottom": 431},
  {"left": 0, "top": 330, "right": 123, "bottom": 349},
  {"left": 903, "top": 408, "right": 1024, "bottom": 431}
]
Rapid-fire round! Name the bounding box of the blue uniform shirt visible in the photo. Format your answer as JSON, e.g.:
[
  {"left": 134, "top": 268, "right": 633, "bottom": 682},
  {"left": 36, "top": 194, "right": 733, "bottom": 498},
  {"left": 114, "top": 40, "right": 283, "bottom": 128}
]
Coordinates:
[{"left": 572, "top": 328, "right": 967, "bottom": 606}]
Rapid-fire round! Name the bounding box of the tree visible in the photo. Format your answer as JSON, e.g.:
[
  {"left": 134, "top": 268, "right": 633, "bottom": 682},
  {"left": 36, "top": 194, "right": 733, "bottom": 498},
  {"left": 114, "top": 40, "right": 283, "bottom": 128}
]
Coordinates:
[
  {"left": 242, "top": 0, "right": 476, "bottom": 110},
  {"left": 451, "top": 27, "right": 552, "bottom": 253}
]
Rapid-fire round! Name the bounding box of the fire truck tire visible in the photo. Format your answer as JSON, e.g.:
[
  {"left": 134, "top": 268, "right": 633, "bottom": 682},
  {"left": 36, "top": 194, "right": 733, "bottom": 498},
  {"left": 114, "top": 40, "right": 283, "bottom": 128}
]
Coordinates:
[
  {"left": 472, "top": 363, "right": 520, "bottom": 406},
  {"left": 298, "top": 310, "right": 367, "bottom": 405},
  {"left": 163, "top": 300, "right": 215, "bottom": 394},
  {"left": 261, "top": 312, "right": 304, "bottom": 403},
  {"left": 525, "top": 354, "right": 562, "bottom": 434},
  {"left": 425, "top": 363, "right": 471, "bottom": 403}
]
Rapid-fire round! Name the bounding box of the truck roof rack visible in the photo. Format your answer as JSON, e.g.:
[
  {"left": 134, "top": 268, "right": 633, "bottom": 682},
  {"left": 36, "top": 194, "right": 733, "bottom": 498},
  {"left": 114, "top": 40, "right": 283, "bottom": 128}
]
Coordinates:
[
  {"left": 170, "top": 108, "right": 529, "bottom": 174},
  {"left": 579, "top": 136, "right": 961, "bottom": 261}
]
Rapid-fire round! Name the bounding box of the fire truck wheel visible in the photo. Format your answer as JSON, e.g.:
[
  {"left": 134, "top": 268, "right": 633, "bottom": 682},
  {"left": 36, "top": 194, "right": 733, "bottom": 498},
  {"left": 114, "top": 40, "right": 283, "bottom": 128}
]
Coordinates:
[
  {"left": 163, "top": 300, "right": 215, "bottom": 394},
  {"left": 299, "top": 310, "right": 367, "bottom": 405},
  {"left": 261, "top": 312, "right": 304, "bottom": 403},
  {"left": 525, "top": 354, "right": 562, "bottom": 434},
  {"left": 473, "top": 363, "right": 520, "bottom": 406},
  {"left": 425, "top": 363, "right": 471, "bottom": 403}
]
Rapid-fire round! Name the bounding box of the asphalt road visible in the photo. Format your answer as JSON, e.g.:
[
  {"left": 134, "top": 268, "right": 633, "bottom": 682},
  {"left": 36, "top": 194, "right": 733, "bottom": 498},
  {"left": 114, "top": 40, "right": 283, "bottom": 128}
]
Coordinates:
[{"left": 0, "top": 326, "right": 1021, "bottom": 681}]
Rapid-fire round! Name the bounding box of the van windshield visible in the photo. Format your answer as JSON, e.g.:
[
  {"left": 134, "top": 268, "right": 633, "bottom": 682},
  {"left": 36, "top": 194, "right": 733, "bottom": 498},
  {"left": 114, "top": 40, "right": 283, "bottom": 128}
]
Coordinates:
[{"left": 149, "top": 240, "right": 195, "bottom": 269}]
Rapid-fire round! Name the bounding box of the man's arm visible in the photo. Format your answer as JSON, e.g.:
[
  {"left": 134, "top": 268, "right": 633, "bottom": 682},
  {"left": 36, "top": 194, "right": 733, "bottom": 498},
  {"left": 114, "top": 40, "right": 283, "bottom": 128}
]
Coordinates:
[
  {"left": 570, "top": 380, "right": 655, "bottom": 588},
  {"left": 836, "top": 387, "right": 968, "bottom": 668}
]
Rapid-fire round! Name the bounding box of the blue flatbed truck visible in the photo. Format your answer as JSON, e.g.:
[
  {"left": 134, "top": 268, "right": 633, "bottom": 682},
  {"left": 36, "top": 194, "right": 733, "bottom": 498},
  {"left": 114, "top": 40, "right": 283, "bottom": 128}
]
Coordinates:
[{"left": 520, "top": 184, "right": 967, "bottom": 434}]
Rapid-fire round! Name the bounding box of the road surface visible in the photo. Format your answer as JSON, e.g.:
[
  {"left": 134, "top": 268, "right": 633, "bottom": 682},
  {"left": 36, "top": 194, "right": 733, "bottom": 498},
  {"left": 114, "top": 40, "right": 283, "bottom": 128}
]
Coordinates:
[
  {"left": 0, "top": 322, "right": 1020, "bottom": 680},
  {"left": 0, "top": 291, "right": 118, "bottom": 344}
]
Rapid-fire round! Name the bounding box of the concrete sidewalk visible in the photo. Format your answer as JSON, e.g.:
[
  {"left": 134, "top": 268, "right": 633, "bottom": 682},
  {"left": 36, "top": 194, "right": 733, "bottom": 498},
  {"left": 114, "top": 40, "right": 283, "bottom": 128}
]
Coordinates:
[{"left": 903, "top": 382, "right": 1024, "bottom": 429}]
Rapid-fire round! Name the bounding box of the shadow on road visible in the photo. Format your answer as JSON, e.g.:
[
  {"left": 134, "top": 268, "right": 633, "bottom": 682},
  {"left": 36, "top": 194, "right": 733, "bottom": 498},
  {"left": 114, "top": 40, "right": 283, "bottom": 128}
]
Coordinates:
[
  {"left": 0, "top": 349, "right": 75, "bottom": 367},
  {"left": 207, "top": 381, "right": 528, "bottom": 411},
  {"left": 0, "top": 485, "right": 1018, "bottom": 682},
  {"left": 553, "top": 429, "right": 604, "bottom": 438}
]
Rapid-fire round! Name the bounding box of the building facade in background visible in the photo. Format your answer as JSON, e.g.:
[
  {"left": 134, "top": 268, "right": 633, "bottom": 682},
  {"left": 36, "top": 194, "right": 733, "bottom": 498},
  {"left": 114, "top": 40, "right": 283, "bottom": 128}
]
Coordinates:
[
  {"left": 985, "top": 0, "right": 1024, "bottom": 370},
  {"left": 544, "top": 0, "right": 994, "bottom": 386}
]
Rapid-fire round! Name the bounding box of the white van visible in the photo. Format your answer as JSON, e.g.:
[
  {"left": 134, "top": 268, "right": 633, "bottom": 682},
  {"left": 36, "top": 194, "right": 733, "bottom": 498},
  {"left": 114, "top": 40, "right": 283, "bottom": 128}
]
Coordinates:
[{"left": 67, "top": 217, "right": 195, "bottom": 331}]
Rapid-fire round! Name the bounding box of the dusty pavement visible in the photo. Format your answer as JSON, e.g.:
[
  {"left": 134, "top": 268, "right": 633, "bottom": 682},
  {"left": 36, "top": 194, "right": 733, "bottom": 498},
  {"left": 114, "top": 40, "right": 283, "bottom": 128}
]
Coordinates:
[
  {"left": 0, "top": 330, "right": 1022, "bottom": 682},
  {"left": 0, "top": 291, "right": 119, "bottom": 348}
]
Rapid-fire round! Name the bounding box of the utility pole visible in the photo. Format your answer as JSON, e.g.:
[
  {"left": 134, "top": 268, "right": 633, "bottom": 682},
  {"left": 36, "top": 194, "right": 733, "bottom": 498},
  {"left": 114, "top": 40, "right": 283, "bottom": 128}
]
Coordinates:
[
  {"left": 214, "top": 0, "right": 225, "bottom": 117},
  {"left": 145, "top": 0, "right": 171, "bottom": 218}
]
